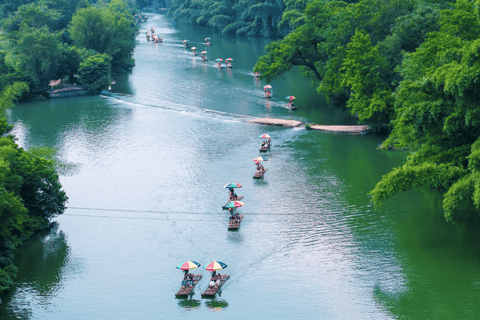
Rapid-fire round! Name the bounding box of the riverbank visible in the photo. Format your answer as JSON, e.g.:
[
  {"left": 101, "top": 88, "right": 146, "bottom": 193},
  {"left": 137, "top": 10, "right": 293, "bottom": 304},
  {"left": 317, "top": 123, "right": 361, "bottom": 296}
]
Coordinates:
[{"left": 48, "top": 84, "right": 89, "bottom": 98}]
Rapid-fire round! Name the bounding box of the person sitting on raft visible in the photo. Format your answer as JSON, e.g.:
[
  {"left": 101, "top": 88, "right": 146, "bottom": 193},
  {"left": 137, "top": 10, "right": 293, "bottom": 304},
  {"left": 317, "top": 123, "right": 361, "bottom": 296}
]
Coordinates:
[
  {"left": 182, "top": 270, "right": 190, "bottom": 287},
  {"left": 256, "top": 161, "right": 265, "bottom": 172},
  {"left": 217, "top": 61, "right": 222, "bottom": 68},
  {"left": 264, "top": 89, "right": 271, "bottom": 97}
]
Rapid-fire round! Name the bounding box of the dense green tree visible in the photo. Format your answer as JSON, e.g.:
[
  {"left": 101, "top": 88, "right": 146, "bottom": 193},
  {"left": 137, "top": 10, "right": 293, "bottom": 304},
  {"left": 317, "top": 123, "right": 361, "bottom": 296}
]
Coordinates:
[
  {"left": 340, "top": 30, "right": 393, "bottom": 125},
  {"left": 168, "top": 0, "right": 287, "bottom": 37},
  {"left": 14, "top": 26, "right": 62, "bottom": 93},
  {"left": 370, "top": 0, "right": 480, "bottom": 223},
  {"left": 77, "top": 53, "right": 112, "bottom": 93},
  {"left": 1, "top": 1, "right": 62, "bottom": 34},
  {"left": 69, "top": 1, "right": 136, "bottom": 72}
]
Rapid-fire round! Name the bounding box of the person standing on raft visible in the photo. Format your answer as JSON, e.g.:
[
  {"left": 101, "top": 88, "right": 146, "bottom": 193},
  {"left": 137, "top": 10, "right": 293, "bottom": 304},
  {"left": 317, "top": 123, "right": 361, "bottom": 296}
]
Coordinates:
[{"left": 289, "top": 97, "right": 294, "bottom": 108}]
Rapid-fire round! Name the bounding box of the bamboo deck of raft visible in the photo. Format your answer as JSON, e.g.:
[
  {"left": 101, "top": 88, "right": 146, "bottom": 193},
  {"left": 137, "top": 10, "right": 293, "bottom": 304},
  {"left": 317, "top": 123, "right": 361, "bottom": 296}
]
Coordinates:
[
  {"left": 253, "top": 168, "right": 268, "bottom": 179},
  {"left": 228, "top": 214, "right": 243, "bottom": 229},
  {"left": 259, "top": 145, "right": 270, "bottom": 152},
  {"left": 201, "top": 274, "right": 230, "bottom": 296},
  {"left": 175, "top": 275, "right": 202, "bottom": 296}
]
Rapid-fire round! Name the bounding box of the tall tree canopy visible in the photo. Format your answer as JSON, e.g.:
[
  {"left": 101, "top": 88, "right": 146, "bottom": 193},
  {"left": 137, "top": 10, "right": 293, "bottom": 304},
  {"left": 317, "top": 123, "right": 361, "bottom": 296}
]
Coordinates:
[
  {"left": 69, "top": 0, "right": 136, "bottom": 72},
  {"left": 168, "top": 0, "right": 287, "bottom": 37}
]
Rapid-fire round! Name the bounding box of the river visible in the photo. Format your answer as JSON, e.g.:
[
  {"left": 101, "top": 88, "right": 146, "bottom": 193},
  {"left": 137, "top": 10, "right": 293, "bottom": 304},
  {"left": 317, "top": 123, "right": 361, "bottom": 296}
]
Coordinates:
[{"left": 1, "top": 13, "right": 480, "bottom": 319}]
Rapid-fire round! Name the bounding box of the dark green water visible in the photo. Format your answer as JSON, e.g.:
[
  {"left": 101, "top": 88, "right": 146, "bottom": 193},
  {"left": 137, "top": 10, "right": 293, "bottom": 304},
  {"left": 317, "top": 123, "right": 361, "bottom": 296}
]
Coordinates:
[{"left": 1, "top": 13, "right": 480, "bottom": 319}]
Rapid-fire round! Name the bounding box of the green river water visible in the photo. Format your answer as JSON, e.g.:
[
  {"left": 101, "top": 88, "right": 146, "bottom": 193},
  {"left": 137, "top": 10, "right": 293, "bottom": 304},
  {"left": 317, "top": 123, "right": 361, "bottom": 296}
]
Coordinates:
[{"left": 1, "top": 13, "right": 480, "bottom": 319}]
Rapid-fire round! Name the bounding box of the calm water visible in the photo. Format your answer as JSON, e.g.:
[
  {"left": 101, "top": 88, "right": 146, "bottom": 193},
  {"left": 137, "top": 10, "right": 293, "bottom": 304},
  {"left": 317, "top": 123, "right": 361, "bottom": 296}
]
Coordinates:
[{"left": 2, "top": 13, "right": 480, "bottom": 319}]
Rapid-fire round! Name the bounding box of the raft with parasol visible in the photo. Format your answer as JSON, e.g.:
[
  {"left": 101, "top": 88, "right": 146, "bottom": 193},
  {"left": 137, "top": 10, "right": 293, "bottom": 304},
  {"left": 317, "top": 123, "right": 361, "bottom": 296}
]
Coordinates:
[
  {"left": 286, "top": 95, "right": 297, "bottom": 110},
  {"left": 201, "top": 261, "right": 229, "bottom": 297},
  {"left": 253, "top": 157, "right": 268, "bottom": 179},
  {"left": 222, "top": 196, "right": 244, "bottom": 209},
  {"left": 175, "top": 261, "right": 202, "bottom": 296},
  {"left": 224, "top": 201, "right": 245, "bottom": 229},
  {"left": 222, "top": 183, "right": 244, "bottom": 209},
  {"left": 259, "top": 133, "right": 271, "bottom": 152},
  {"left": 264, "top": 85, "right": 272, "bottom": 98}
]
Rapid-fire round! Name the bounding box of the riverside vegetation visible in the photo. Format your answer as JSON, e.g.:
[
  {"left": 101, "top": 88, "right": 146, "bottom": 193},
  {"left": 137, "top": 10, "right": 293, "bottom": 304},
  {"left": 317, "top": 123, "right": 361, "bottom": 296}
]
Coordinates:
[{"left": 0, "top": 0, "right": 138, "bottom": 298}]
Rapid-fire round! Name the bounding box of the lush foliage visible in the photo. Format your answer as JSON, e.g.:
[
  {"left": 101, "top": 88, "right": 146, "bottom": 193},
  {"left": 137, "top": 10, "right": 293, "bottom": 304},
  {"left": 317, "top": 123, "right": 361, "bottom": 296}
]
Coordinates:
[
  {"left": 0, "top": 0, "right": 137, "bottom": 100},
  {"left": 69, "top": 0, "right": 137, "bottom": 72},
  {"left": 78, "top": 53, "right": 112, "bottom": 93},
  {"left": 370, "top": 0, "right": 480, "bottom": 223},
  {"left": 167, "top": 0, "right": 288, "bottom": 37}
]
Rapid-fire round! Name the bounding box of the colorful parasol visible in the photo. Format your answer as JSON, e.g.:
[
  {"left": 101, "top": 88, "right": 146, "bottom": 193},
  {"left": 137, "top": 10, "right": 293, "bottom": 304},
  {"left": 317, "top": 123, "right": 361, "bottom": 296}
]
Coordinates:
[
  {"left": 225, "top": 58, "right": 233, "bottom": 61},
  {"left": 264, "top": 85, "right": 272, "bottom": 89},
  {"left": 259, "top": 134, "right": 271, "bottom": 139},
  {"left": 204, "top": 261, "right": 228, "bottom": 271},
  {"left": 253, "top": 157, "right": 266, "bottom": 162},
  {"left": 191, "top": 47, "right": 197, "bottom": 50},
  {"left": 201, "top": 51, "right": 207, "bottom": 54},
  {"left": 215, "top": 58, "right": 223, "bottom": 62},
  {"left": 224, "top": 201, "right": 245, "bottom": 208},
  {"left": 205, "top": 37, "right": 211, "bottom": 41},
  {"left": 183, "top": 39, "right": 189, "bottom": 42},
  {"left": 286, "top": 96, "right": 296, "bottom": 100},
  {"left": 224, "top": 182, "right": 242, "bottom": 189},
  {"left": 176, "top": 260, "right": 201, "bottom": 271}
]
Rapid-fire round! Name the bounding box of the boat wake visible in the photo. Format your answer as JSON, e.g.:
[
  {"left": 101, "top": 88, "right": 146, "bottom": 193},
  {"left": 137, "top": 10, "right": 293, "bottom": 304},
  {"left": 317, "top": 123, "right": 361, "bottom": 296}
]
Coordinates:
[{"left": 105, "top": 93, "right": 255, "bottom": 122}]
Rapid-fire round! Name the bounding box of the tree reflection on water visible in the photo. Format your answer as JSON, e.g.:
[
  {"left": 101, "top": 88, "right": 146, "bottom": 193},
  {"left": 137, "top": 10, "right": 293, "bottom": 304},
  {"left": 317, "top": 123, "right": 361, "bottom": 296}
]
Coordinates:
[
  {"left": 204, "top": 297, "right": 228, "bottom": 311},
  {"left": 0, "top": 223, "right": 71, "bottom": 319},
  {"left": 177, "top": 296, "right": 201, "bottom": 310}
]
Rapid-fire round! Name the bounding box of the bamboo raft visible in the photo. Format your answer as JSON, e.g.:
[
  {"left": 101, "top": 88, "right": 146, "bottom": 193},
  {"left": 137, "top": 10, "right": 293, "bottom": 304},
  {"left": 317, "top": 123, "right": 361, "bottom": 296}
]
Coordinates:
[
  {"left": 228, "top": 214, "right": 243, "bottom": 229},
  {"left": 201, "top": 275, "right": 230, "bottom": 296},
  {"left": 175, "top": 274, "right": 202, "bottom": 296},
  {"left": 253, "top": 168, "right": 268, "bottom": 179},
  {"left": 248, "top": 118, "right": 302, "bottom": 128},
  {"left": 222, "top": 196, "right": 244, "bottom": 209},
  {"left": 259, "top": 144, "right": 270, "bottom": 152}
]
